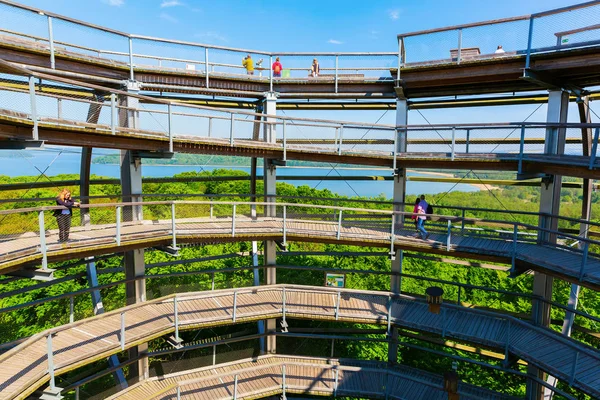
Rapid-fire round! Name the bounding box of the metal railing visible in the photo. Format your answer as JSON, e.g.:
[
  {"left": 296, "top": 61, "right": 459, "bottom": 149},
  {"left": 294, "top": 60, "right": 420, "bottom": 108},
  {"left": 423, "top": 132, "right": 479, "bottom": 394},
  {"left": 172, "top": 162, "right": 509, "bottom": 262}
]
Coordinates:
[
  {"left": 397, "top": 1, "right": 600, "bottom": 72},
  {"left": 2, "top": 66, "right": 600, "bottom": 168},
  {"left": 1, "top": 200, "right": 599, "bottom": 281},
  {"left": 0, "top": 0, "right": 396, "bottom": 94}
]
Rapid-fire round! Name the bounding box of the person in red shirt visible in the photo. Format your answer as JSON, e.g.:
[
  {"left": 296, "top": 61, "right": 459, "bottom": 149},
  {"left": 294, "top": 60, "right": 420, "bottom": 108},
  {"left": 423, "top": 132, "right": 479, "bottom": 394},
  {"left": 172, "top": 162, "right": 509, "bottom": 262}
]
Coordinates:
[{"left": 272, "top": 57, "right": 283, "bottom": 78}]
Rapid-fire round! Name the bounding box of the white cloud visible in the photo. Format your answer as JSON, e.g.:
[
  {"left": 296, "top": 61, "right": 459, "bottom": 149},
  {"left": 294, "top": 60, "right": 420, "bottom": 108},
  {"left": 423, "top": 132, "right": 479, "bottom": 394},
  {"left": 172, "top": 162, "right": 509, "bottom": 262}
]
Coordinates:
[
  {"left": 388, "top": 9, "right": 400, "bottom": 20},
  {"left": 195, "top": 32, "right": 227, "bottom": 42},
  {"left": 160, "top": 12, "right": 178, "bottom": 23},
  {"left": 161, "top": 0, "right": 182, "bottom": 7},
  {"left": 369, "top": 30, "right": 379, "bottom": 39},
  {"left": 103, "top": 0, "right": 124, "bottom": 6},
  {"left": 328, "top": 39, "right": 343, "bottom": 45}
]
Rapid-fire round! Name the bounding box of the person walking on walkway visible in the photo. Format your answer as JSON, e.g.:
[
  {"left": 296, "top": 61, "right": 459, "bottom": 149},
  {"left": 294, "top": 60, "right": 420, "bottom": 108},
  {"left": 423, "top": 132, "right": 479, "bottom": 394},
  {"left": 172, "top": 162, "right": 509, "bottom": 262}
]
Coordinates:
[
  {"left": 417, "top": 194, "right": 430, "bottom": 239},
  {"left": 310, "top": 58, "right": 320, "bottom": 77},
  {"left": 411, "top": 197, "right": 420, "bottom": 236},
  {"left": 242, "top": 54, "right": 255, "bottom": 75},
  {"left": 272, "top": 57, "right": 283, "bottom": 78},
  {"left": 54, "top": 189, "right": 79, "bottom": 243}
]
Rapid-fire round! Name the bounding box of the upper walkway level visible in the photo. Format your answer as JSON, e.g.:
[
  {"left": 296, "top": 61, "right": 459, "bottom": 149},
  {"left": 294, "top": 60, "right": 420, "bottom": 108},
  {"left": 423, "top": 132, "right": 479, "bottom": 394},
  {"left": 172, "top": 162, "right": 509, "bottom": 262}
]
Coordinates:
[
  {"left": 2, "top": 199, "right": 600, "bottom": 290},
  {"left": 0, "top": 64, "right": 599, "bottom": 179},
  {"left": 0, "top": 285, "right": 597, "bottom": 399},
  {"left": 0, "top": 1, "right": 600, "bottom": 99}
]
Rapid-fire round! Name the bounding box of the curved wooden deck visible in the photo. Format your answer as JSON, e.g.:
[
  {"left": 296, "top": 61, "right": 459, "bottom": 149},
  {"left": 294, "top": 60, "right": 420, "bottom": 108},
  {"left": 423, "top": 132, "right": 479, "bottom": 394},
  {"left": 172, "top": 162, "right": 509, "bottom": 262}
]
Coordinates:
[
  {"left": 1, "top": 212, "right": 600, "bottom": 290},
  {"left": 0, "top": 285, "right": 598, "bottom": 400},
  {"left": 1, "top": 32, "right": 600, "bottom": 99},
  {"left": 0, "top": 114, "right": 599, "bottom": 179},
  {"left": 106, "top": 355, "right": 519, "bottom": 400}
]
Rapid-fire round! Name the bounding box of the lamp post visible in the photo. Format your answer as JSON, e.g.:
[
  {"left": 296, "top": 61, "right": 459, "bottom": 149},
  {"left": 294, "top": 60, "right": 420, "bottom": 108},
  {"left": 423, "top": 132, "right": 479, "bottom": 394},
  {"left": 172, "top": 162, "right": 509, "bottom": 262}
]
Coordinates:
[{"left": 426, "top": 286, "right": 444, "bottom": 314}]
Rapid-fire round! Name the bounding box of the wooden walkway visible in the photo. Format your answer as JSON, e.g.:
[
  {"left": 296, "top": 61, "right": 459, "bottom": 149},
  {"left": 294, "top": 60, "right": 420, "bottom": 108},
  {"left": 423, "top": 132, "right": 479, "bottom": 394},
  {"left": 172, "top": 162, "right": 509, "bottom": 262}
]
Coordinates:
[
  {"left": 0, "top": 285, "right": 598, "bottom": 400},
  {"left": 1, "top": 114, "right": 600, "bottom": 178},
  {"left": 1, "top": 215, "right": 600, "bottom": 290},
  {"left": 107, "top": 355, "right": 520, "bottom": 400}
]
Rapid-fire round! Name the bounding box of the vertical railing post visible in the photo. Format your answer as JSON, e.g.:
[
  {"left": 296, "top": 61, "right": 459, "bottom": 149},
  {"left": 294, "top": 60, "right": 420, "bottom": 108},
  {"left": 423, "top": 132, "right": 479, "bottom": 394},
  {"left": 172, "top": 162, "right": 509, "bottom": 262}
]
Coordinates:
[
  {"left": 465, "top": 129, "right": 470, "bottom": 153},
  {"left": 205, "top": 48, "right": 209, "bottom": 88},
  {"left": 518, "top": 125, "right": 526, "bottom": 174},
  {"left": 176, "top": 386, "right": 181, "bottom": 400},
  {"left": 393, "top": 128, "right": 398, "bottom": 172},
  {"left": 173, "top": 295, "right": 181, "bottom": 342},
  {"left": 120, "top": 311, "right": 125, "bottom": 350},
  {"left": 171, "top": 202, "right": 177, "bottom": 249},
  {"left": 334, "top": 55, "right": 339, "bottom": 94},
  {"left": 57, "top": 98, "right": 62, "bottom": 119},
  {"left": 451, "top": 127, "right": 456, "bottom": 161},
  {"left": 338, "top": 124, "right": 344, "bottom": 155},
  {"left": 212, "top": 344, "right": 216, "bottom": 365},
  {"left": 335, "top": 290, "right": 341, "bottom": 320},
  {"left": 211, "top": 272, "right": 215, "bottom": 291},
  {"left": 446, "top": 220, "right": 452, "bottom": 251},
  {"left": 209, "top": 199, "right": 214, "bottom": 219},
  {"left": 38, "top": 210, "right": 47, "bottom": 270},
  {"left": 336, "top": 209, "right": 343, "bottom": 240},
  {"left": 115, "top": 206, "right": 121, "bottom": 246},
  {"left": 282, "top": 365, "right": 287, "bottom": 397},
  {"left": 47, "top": 334, "right": 57, "bottom": 391},
  {"left": 269, "top": 55, "right": 273, "bottom": 92},
  {"left": 29, "top": 75, "right": 38, "bottom": 140},
  {"left": 232, "top": 291, "right": 237, "bottom": 322},
  {"left": 110, "top": 93, "right": 116, "bottom": 135},
  {"left": 442, "top": 308, "right": 447, "bottom": 337},
  {"left": 511, "top": 223, "right": 518, "bottom": 274},
  {"left": 168, "top": 103, "right": 173, "bottom": 153},
  {"left": 282, "top": 120, "right": 287, "bottom": 161},
  {"left": 229, "top": 113, "right": 235, "bottom": 146},
  {"left": 128, "top": 37, "right": 134, "bottom": 81},
  {"left": 207, "top": 117, "right": 212, "bottom": 137},
  {"left": 457, "top": 28, "right": 463, "bottom": 64},
  {"left": 282, "top": 205, "right": 287, "bottom": 246},
  {"left": 569, "top": 352, "right": 579, "bottom": 386},
  {"left": 589, "top": 127, "right": 599, "bottom": 169},
  {"left": 231, "top": 204, "right": 236, "bottom": 237},
  {"left": 69, "top": 295, "right": 74, "bottom": 324},
  {"left": 457, "top": 286, "right": 462, "bottom": 306},
  {"left": 525, "top": 16, "right": 535, "bottom": 69},
  {"left": 334, "top": 367, "right": 339, "bottom": 397},
  {"left": 503, "top": 319, "right": 510, "bottom": 367},
  {"left": 397, "top": 37, "right": 403, "bottom": 85},
  {"left": 233, "top": 374, "right": 238, "bottom": 400},
  {"left": 460, "top": 209, "right": 465, "bottom": 234},
  {"left": 390, "top": 214, "right": 396, "bottom": 257},
  {"left": 386, "top": 296, "right": 392, "bottom": 335},
  {"left": 47, "top": 16, "right": 55, "bottom": 69},
  {"left": 331, "top": 338, "right": 335, "bottom": 357},
  {"left": 334, "top": 127, "right": 339, "bottom": 153},
  {"left": 579, "top": 241, "right": 589, "bottom": 281}
]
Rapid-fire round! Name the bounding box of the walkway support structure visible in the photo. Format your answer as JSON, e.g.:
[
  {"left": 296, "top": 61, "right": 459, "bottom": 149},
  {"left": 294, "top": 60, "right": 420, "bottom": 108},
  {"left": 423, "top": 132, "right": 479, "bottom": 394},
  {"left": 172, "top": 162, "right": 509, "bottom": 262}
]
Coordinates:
[
  {"left": 263, "top": 91, "right": 278, "bottom": 354},
  {"left": 119, "top": 80, "right": 148, "bottom": 382},
  {"left": 389, "top": 97, "right": 408, "bottom": 364},
  {"left": 530, "top": 89, "right": 568, "bottom": 400}
]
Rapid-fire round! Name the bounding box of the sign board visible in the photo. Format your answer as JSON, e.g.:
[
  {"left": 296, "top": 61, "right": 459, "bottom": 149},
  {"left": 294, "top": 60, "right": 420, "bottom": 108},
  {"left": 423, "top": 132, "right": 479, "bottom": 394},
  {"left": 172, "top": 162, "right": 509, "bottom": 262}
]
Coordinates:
[{"left": 325, "top": 273, "right": 345, "bottom": 288}]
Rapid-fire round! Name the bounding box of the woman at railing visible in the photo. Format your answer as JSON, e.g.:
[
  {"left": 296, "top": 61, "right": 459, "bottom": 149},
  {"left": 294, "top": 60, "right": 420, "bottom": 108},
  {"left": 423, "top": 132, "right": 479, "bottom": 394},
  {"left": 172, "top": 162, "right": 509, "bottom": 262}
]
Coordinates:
[{"left": 54, "top": 189, "right": 79, "bottom": 243}]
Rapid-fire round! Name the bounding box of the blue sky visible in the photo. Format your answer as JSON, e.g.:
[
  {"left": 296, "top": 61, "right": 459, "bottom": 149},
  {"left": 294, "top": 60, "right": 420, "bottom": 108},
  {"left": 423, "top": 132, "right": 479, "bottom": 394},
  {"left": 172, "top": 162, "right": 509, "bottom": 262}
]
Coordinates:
[{"left": 12, "top": 0, "right": 584, "bottom": 52}]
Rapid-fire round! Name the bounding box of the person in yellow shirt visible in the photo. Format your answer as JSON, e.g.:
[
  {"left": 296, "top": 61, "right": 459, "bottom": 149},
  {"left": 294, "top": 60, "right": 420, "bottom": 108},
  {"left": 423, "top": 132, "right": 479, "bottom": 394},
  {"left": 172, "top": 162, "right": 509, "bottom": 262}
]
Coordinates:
[{"left": 242, "top": 54, "right": 254, "bottom": 75}]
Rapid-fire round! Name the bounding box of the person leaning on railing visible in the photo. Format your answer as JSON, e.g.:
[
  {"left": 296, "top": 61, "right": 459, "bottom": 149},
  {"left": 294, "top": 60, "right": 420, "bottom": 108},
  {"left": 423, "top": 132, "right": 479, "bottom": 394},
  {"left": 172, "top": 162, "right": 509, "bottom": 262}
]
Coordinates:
[{"left": 54, "top": 189, "right": 80, "bottom": 243}]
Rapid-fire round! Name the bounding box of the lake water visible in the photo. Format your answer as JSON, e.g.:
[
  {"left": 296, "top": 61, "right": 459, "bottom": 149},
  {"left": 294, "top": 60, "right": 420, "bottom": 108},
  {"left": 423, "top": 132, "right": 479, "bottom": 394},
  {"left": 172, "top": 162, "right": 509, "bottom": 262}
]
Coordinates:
[{"left": 0, "top": 151, "right": 479, "bottom": 198}]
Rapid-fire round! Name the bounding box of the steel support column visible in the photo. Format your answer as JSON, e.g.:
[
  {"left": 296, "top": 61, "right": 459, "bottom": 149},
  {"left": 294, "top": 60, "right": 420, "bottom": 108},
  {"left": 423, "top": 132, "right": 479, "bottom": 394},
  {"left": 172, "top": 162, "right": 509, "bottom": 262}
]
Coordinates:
[
  {"left": 391, "top": 98, "right": 407, "bottom": 293},
  {"left": 263, "top": 92, "right": 277, "bottom": 354},
  {"left": 119, "top": 80, "right": 148, "bottom": 382},
  {"left": 543, "top": 95, "right": 593, "bottom": 400},
  {"left": 530, "top": 90, "right": 568, "bottom": 400}
]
